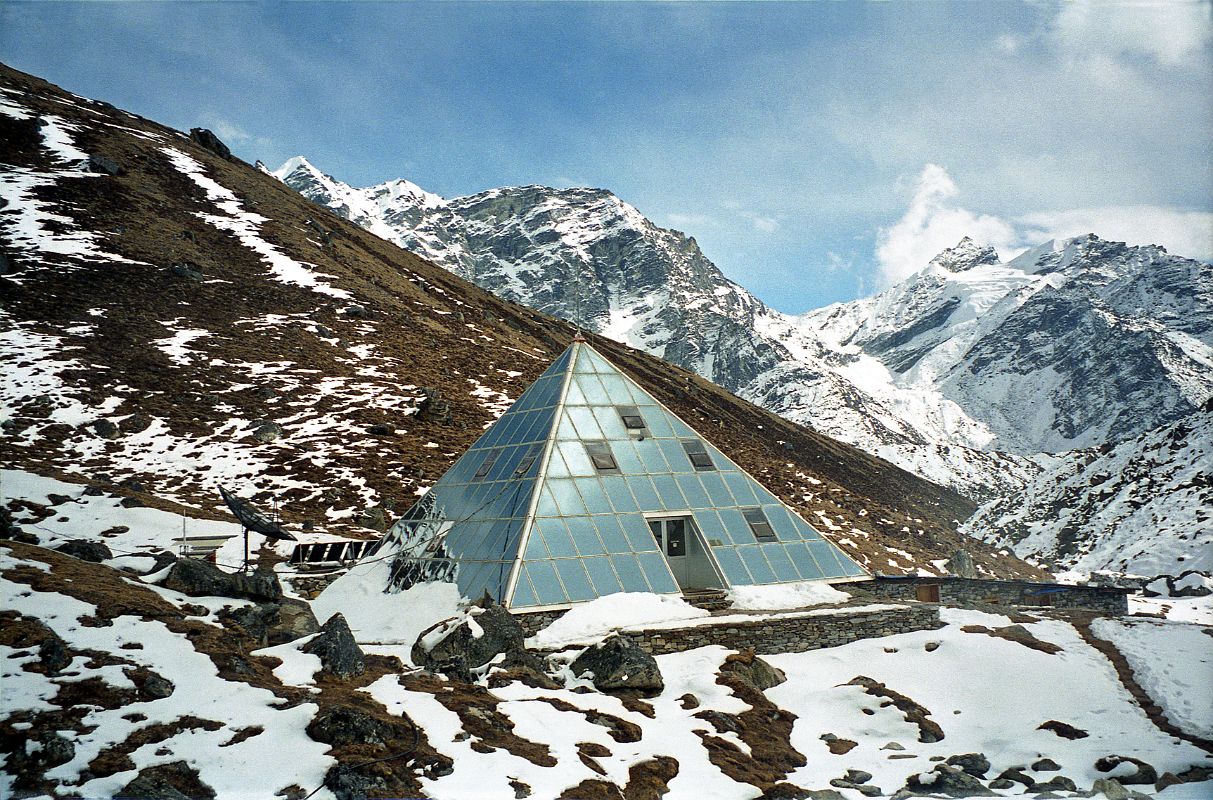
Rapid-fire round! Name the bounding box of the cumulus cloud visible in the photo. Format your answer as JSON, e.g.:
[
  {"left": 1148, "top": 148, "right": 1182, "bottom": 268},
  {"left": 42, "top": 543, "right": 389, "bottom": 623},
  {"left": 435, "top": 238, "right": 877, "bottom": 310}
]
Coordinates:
[
  {"left": 1051, "top": 0, "right": 1213, "bottom": 68},
  {"left": 874, "top": 164, "right": 1019, "bottom": 285},
  {"left": 875, "top": 164, "right": 1213, "bottom": 289}
]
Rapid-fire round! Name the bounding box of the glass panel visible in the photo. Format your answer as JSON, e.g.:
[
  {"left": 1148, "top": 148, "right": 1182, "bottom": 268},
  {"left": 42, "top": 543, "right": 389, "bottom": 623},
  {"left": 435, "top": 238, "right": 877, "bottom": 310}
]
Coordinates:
[
  {"left": 568, "top": 407, "right": 603, "bottom": 440},
  {"left": 583, "top": 556, "right": 623, "bottom": 596},
  {"left": 575, "top": 373, "right": 610, "bottom": 405},
  {"left": 523, "top": 528, "right": 549, "bottom": 560},
  {"left": 742, "top": 507, "right": 777, "bottom": 542},
  {"left": 808, "top": 540, "right": 845, "bottom": 575},
  {"left": 585, "top": 441, "right": 620, "bottom": 473},
  {"left": 548, "top": 478, "right": 586, "bottom": 517},
  {"left": 584, "top": 349, "right": 614, "bottom": 373},
  {"left": 611, "top": 554, "right": 648, "bottom": 592},
  {"left": 622, "top": 476, "right": 657, "bottom": 511},
  {"left": 764, "top": 544, "right": 800, "bottom": 582},
  {"left": 575, "top": 477, "right": 613, "bottom": 514},
  {"left": 555, "top": 559, "right": 595, "bottom": 602},
  {"left": 598, "top": 372, "right": 631, "bottom": 400},
  {"left": 527, "top": 561, "right": 567, "bottom": 605},
  {"left": 536, "top": 485, "right": 560, "bottom": 516},
  {"left": 637, "top": 551, "right": 677, "bottom": 592},
  {"left": 657, "top": 440, "right": 689, "bottom": 472},
  {"left": 595, "top": 514, "right": 632, "bottom": 553},
  {"left": 618, "top": 405, "right": 646, "bottom": 431},
  {"left": 644, "top": 410, "right": 674, "bottom": 438},
  {"left": 538, "top": 519, "right": 579, "bottom": 558},
  {"left": 620, "top": 513, "right": 659, "bottom": 552},
  {"left": 599, "top": 476, "right": 636, "bottom": 512},
  {"left": 692, "top": 510, "right": 726, "bottom": 544},
  {"left": 675, "top": 474, "right": 711, "bottom": 508},
  {"left": 556, "top": 416, "right": 578, "bottom": 439},
  {"left": 573, "top": 347, "right": 596, "bottom": 373},
  {"left": 651, "top": 475, "right": 687, "bottom": 509},
  {"left": 739, "top": 545, "right": 776, "bottom": 583},
  {"left": 610, "top": 439, "right": 645, "bottom": 473},
  {"left": 557, "top": 439, "right": 595, "bottom": 477},
  {"left": 793, "top": 516, "right": 825, "bottom": 541},
  {"left": 510, "top": 571, "right": 538, "bottom": 608},
  {"left": 564, "top": 378, "right": 589, "bottom": 406},
  {"left": 723, "top": 472, "right": 759, "bottom": 506},
  {"left": 712, "top": 546, "right": 752, "bottom": 585},
  {"left": 699, "top": 472, "right": 734, "bottom": 506},
  {"left": 788, "top": 541, "right": 824, "bottom": 580},
  {"left": 569, "top": 517, "right": 607, "bottom": 556},
  {"left": 635, "top": 440, "right": 670, "bottom": 473},
  {"left": 544, "top": 446, "right": 571, "bottom": 479}
]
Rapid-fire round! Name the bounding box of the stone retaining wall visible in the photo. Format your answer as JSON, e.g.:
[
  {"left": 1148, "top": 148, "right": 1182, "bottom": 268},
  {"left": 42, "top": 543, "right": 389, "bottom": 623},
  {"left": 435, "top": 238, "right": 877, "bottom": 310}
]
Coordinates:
[
  {"left": 846, "top": 577, "right": 1130, "bottom": 615},
  {"left": 520, "top": 603, "right": 942, "bottom": 655}
]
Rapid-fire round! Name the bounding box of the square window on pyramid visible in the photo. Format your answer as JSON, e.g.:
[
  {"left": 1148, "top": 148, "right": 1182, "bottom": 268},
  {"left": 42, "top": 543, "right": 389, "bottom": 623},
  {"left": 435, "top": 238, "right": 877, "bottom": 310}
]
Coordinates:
[{"left": 369, "top": 338, "right": 868, "bottom": 611}]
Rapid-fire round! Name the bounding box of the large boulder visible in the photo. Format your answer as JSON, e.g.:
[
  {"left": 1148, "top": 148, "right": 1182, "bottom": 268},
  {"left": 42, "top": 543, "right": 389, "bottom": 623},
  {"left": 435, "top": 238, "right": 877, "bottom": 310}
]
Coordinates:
[
  {"left": 221, "top": 599, "right": 320, "bottom": 647},
  {"left": 303, "top": 613, "right": 366, "bottom": 679},
  {"left": 945, "top": 549, "right": 979, "bottom": 579},
  {"left": 569, "top": 634, "right": 664, "bottom": 695},
  {"left": 1095, "top": 755, "right": 1158, "bottom": 785},
  {"left": 54, "top": 539, "right": 112, "bottom": 563},
  {"left": 188, "top": 128, "right": 231, "bottom": 159},
  {"left": 412, "top": 600, "right": 533, "bottom": 678},
  {"left": 904, "top": 765, "right": 995, "bottom": 798},
  {"left": 118, "top": 761, "right": 216, "bottom": 800},
  {"left": 162, "top": 559, "right": 283, "bottom": 602},
  {"left": 719, "top": 649, "right": 786, "bottom": 691},
  {"left": 946, "top": 753, "right": 991, "bottom": 778}
]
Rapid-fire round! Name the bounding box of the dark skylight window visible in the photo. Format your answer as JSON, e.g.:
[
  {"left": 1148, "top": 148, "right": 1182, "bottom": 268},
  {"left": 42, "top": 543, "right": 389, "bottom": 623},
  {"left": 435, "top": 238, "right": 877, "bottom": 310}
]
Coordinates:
[
  {"left": 473, "top": 449, "right": 500, "bottom": 479},
  {"left": 584, "top": 441, "right": 619, "bottom": 472},
  {"left": 618, "top": 405, "right": 647, "bottom": 431},
  {"left": 742, "top": 507, "right": 776, "bottom": 542},
  {"left": 681, "top": 439, "right": 716, "bottom": 471}
]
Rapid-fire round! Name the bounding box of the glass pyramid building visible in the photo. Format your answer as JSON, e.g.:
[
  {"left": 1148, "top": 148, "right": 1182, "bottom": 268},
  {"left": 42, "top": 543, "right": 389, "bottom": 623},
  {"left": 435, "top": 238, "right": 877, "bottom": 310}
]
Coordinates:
[{"left": 376, "top": 339, "right": 869, "bottom": 611}]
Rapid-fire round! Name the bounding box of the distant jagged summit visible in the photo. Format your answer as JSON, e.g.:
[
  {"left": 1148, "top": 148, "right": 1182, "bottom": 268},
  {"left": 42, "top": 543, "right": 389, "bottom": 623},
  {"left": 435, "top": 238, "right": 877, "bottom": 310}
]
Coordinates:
[{"left": 927, "top": 237, "right": 1001, "bottom": 272}]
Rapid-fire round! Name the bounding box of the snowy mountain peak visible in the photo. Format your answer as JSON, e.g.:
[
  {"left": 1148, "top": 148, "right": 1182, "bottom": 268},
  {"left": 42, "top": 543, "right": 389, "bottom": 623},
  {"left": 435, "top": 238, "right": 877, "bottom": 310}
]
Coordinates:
[
  {"left": 928, "top": 237, "right": 1001, "bottom": 273},
  {"left": 271, "top": 155, "right": 324, "bottom": 183}
]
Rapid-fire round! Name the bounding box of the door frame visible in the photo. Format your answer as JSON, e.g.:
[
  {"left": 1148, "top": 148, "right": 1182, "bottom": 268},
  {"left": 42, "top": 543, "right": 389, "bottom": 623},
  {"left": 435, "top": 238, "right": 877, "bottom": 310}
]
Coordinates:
[{"left": 643, "top": 513, "right": 726, "bottom": 591}]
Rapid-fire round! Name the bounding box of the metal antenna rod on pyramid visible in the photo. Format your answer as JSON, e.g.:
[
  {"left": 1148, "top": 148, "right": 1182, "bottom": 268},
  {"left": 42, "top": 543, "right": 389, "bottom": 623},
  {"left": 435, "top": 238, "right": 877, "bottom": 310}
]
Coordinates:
[{"left": 218, "top": 486, "right": 295, "bottom": 571}]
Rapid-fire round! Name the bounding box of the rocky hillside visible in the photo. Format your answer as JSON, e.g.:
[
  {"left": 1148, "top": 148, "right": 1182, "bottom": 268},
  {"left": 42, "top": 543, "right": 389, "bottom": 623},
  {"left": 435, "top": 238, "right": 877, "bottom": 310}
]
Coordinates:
[
  {"left": 963, "top": 400, "right": 1213, "bottom": 577},
  {"left": 275, "top": 161, "right": 1212, "bottom": 510},
  {"left": 0, "top": 63, "right": 1037, "bottom": 580}
]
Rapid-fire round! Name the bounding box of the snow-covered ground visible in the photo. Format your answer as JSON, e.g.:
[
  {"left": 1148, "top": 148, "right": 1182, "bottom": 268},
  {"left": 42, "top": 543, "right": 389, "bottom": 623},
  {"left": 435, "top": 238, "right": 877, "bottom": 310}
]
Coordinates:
[{"left": 1091, "top": 617, "right": 1213, "bottom": 741}]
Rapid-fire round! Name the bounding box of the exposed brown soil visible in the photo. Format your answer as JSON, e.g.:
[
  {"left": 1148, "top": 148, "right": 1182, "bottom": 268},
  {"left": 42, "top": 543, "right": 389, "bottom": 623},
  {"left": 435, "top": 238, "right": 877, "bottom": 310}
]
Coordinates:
[
  {"left": 847, "top": 675, "right": 944, "bottom": 743},
  {"left": 960, "top": 623, "right": 1062, "bottom": 654},
  {"left": 558, "top": 755, "right": 681, "bottom": 800},
  {"left": 0, "top": 62, "right": 1049, "bottom": 581},
  {"left": 87, "top": 715, "right": 224, "bottom": 778}
]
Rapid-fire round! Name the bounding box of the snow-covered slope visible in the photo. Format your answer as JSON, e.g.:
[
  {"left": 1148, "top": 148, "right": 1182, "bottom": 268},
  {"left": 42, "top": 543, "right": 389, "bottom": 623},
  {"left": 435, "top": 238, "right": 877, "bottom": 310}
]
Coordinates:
[{"left": 962, "top": 402, "right": 1213, "bottom": 577}]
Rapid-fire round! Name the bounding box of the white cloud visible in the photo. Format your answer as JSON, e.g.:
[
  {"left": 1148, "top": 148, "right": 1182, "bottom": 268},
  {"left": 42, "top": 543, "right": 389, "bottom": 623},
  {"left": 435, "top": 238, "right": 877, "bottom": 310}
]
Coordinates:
[
  {"left": 875, "top": 163, "right": 1213, "bottom": 289},
  {"left": 874, "top": 164, "right": 1019, "bottom": 285},
  {"left": 1052, "top": 0, "right": 1213, "bottom": 67},
  {"left": 1017, "top": 206, "right": 1213, "bottom": 262},
  {"left": 752, "top": 216, "right": 780, "bottom": 233},
  {"left": 666, "top": 212, "right": 716, "bottom": 229},
  {"left": 995, "top": 33, "right": 1021, "bottom": 55}
]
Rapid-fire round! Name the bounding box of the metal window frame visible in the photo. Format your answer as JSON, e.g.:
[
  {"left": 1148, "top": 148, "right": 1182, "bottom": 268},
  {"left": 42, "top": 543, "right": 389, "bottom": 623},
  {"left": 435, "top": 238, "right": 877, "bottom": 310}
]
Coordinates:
[
  {"left": 681, "top": 438, "right": 716, "bottom": 471},
  {"left": 741, "top": 506, "right": 777, "bottom": 542}
]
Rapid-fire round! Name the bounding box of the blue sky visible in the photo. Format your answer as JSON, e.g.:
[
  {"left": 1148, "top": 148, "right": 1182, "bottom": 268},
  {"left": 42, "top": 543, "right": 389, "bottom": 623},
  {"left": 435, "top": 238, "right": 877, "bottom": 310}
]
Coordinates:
[{"left": 3, "top": 1, "right": 1210, "bottom": 312}]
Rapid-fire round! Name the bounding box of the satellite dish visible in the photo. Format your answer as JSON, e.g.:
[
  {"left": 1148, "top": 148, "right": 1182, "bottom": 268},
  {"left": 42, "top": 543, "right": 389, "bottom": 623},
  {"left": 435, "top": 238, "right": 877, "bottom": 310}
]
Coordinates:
[{"left": 219, "top": 486, "right": 295, "bottom": 541}]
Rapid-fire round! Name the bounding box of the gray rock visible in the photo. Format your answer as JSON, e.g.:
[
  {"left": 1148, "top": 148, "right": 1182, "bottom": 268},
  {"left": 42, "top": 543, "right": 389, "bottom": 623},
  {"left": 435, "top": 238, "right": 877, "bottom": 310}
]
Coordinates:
[
  {"left": 119, "top": 413, "right": 154, "bottom": 433},
  {"left": 945, "top": 549, "right": 979, "bottom": 578},
  {"left": 1092, "top": 777, "right": 1130, "bottom": 800},
  {"left": 569, "top": 634, "right": 664, "bottom": 695},
  {"left": 997, "top": 767, "right": 1035, "bottom": 788},
  {"left": 162, "top": 559, "right": 283, "bottom": 602},
  {"left": 118, "top": 760, "right": 216, "bottom": 799},
  {"left": 168, "top": 263, "right": 203, "bottom": 282},
  {"left": 252, "top": 422, "right": 284, "bottom": 443},
  {"left": 188, "top": 128, "right": 231, "bottom": 159},
  {"left": 367, "top": 423, "right": 394, "bottom": 436},
  {"left": 720, "top": 650, "right": 786, "bottom": 691},
  {"left": 988, "top": 778, "right": 1015, "bottom": 790},
  {"left": 86, "top": 154, "right": 123, "bottom": 175},
  {"left": 220, "top": 601, "right": 318, "bottom": 647},
  {"left": 881, "top": 741, "right": 906, "bottom": 751},
  {"left": 39, "top": 633, "right": 72, "bottom": 675},
  {"left": 1095, "top": 756, "right": 1157, "bottom": 786},
  {"left": 905, "top": 765, "right": 995, "bottom": 798},
  {"left": 413, "top": 601, "right": 528, "bottom": 675},
  {"left": 354, "top": 506, "right": 389, "bottom": 532},
  {"left": 54, "top": 539, "right": 113, "bottom": 563},
  {"left": 91, "top": 418, "right": 121, "bottom": 439},
  {"left": 416, "top": 387, "right": 452, "bottom": 424},
  {"left": 1033, "top": 758, "right": 1061, "bottom": 772},
  {"left": 946, "top": 753, "right": 991, "bottom": 778},
  {"left": 845, "top": 770, "right": 874, "bottom": 785},
  {"left": 303, "top": 613, "right": 366, "bottom": 678},
  {"left": 306, "top": 705, "right": 400, "bottom": 747},
  {"left": 1034, "top": 775, "right": 1077, "bottom": 792}
]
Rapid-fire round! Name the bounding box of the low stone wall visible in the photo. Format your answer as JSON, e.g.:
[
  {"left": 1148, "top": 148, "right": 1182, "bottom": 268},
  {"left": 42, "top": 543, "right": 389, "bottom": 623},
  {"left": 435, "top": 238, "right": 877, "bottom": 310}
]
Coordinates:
[
  {"left": 845, "top": 576, "right": 1130, "bottom": 615},
  {"left": 624, "top": 604, "right": 942, "bottom": 656},
  {"left": 515, "top": 609, "right": 566, "bottom": 637},
  {"left": 522, "top": 603, "right": 942, "bottom": 656}
]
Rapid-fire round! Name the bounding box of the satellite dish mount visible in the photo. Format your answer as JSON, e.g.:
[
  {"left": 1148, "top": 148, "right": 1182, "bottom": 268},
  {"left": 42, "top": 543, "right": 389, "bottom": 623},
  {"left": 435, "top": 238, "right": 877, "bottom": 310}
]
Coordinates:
[{"left": 218, "top": 485, "right": 296, "bottom": 571}]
